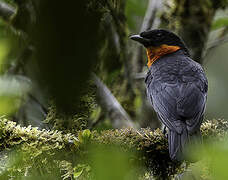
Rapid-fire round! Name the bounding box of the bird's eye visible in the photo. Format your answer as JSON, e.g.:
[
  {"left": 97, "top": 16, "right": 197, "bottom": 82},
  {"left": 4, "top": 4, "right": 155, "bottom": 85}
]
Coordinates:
[{"left": 157, "top": 33, "right": 162, "bottom": 37}]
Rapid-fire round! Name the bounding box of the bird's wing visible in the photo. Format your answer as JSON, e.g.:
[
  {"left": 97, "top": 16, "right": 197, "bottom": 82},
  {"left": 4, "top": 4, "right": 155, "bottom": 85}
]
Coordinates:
[
  {"left": 147, "top": 81, "right": 184, "bottom": 134},
  {"left": 177, "top": 82, "right": 207, "bottom": 134},
  {"left": 179, "top": 60, "right": 208, "bottom": 133}
]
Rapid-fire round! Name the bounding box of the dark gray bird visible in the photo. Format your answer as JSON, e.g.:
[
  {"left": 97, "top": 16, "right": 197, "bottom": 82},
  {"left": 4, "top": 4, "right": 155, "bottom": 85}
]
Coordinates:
[{"left": 130, "top": 29, "right": 208, "bottom": 161}]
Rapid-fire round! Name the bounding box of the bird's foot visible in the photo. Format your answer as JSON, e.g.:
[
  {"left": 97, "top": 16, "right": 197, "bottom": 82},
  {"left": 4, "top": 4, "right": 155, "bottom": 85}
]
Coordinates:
[{"left": 162, "top": 126, "right": 168, "bottom": 138}]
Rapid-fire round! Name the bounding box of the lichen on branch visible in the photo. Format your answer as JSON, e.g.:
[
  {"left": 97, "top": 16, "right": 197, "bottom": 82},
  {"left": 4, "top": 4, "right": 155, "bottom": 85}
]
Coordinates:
[{"left": 0, "top": 118, "right": 227, "bottom": 179}]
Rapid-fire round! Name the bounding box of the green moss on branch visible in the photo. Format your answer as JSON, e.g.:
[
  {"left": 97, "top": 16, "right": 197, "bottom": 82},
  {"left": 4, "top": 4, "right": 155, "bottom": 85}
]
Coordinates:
[{"left": 0, "top": 118, "right": 227, "bottom": 179}]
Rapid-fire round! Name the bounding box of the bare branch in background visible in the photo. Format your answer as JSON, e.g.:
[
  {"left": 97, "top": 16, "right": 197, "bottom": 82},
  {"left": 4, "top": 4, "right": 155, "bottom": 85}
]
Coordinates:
[
  {"left": 130, "top": 0, "right": 164, "bottom": 129},
  {"left": 131, "top": 0, "right": 164, "bottom": 78},
  {"left": 202, "top": 26, "right": 228, "bottom": 62},
  {"left": 206, "top": 36, "right": 228, "bottom": 52},
  {"left": 0, "top": 1, "right": 16, "bottom": 21},
  {"left": 140, "top": 0, "right": 163, "bottom": 32},
  {"left": 201, "top": 36, "right": 228, "bottom": 65},
  {"left": 134, "top": 72, "right": 146, "bottom": 80},
  {"left": 93, "top": 73, "right": 135, "bottom": 129},
  {"left": 132, "top": 0, "right": 164, "bottom": 74}
]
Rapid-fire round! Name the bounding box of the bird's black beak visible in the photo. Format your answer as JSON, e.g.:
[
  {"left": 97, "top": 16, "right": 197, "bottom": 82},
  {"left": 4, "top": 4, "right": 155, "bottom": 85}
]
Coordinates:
[{"left": 129, "top": 34, "right": 150, "bottom": 45}]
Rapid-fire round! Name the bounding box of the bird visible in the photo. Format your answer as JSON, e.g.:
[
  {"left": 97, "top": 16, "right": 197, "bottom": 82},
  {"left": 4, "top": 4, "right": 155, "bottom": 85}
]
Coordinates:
[{"left": 130, "top": 29, "right": 208, "bottom": 161}]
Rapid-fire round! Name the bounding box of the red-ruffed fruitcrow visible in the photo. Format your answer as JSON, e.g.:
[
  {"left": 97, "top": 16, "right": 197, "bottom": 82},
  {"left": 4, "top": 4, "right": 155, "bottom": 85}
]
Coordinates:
[{"left": 130, "top": 29, "right": 208, "bottom": 161}]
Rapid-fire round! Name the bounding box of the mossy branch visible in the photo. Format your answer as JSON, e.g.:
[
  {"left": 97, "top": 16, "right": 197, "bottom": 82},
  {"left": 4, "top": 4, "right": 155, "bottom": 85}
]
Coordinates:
[{"left": 0, "top": 118, "right": 228, "bottom": 179}]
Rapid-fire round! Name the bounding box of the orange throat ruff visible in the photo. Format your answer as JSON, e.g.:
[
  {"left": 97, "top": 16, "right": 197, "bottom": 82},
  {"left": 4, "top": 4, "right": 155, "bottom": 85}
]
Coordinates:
[{"left": 146, "top": 44, "right": 180, "bottom": 68}]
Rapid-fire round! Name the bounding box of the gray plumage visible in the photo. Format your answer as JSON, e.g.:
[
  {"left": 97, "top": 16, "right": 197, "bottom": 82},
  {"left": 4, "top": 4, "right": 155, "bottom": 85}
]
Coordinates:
[
  {"left": 130, "top": 29, "right": 208, "bottom": 161},
  {"left": 145, "top": 49, "right": 208, "bottom": 161}
]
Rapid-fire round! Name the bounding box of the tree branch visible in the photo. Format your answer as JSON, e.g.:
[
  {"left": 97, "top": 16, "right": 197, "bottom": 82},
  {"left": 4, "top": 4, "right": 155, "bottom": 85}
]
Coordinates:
[
  {"left": 93, "top": 74, "right": 135, "bottom": 129},
  {"left": 132, "top": 0, "right": 164, "bottom": 74},
  {"left": 140, "top": 0, "right": 163, "bottom": 32},
  {"left": 0, "top": 118, "right": 227, "bottom": 179},
  {"left": 0, "top": 1, "right": 16, "bottom": 21},
  {"left": 206, "top": 36, "right": 228, "bottom": 52},
  {"left": 130, "top": 0, "right": 165, "bottom": 129}
]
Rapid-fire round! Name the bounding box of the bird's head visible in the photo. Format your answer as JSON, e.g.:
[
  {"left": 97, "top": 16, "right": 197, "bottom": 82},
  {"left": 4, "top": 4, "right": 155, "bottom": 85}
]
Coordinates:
[
  {"left": 130, "top": 29, "right": 188, "bottom": 50},
  {"left": 130, "top": 29, "right": 190, "bottom": 67}
]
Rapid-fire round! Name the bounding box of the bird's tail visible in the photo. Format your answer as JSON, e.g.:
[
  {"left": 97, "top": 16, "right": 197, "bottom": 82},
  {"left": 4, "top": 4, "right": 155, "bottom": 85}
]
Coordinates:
[{"left": 168, "top": 127, "right": 201, "bottom": 161}]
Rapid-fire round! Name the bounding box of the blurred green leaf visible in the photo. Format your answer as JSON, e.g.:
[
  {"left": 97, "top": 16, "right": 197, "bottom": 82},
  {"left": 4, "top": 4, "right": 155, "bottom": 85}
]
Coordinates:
[
  {"left": 0, "top": 76, "right": 30, "bottom": 115},
  {"left": 204, "top": 142, "right": 228, "bottom": 179},
  {"left": 73, "top": 164, "right": 91, "bottom": 179},
  {"left": 74, "top": 169, "right": 83, "bottom": 178},
  {"left": 126, "top": 0, "right": 148, "bottom": 29},
  {"left": 89, "top": 145, "right": 138, "bottom": 180},
  {"left": 0, "top": 39, "right": 10, "bottom": 72},
  {"left": 78, "top": 129, "right": 93, "bottom": 145},
  {"left": 82, "top": 129, "right": 92, "bottom": 139},
  {"left": 188, "top": 138, "right": 228, "bottom": 180},
  {"left": 0, "top": 95, "right": 20, "bottom": 115},
  {"left": 212, "top": 17, "right": 228, "bottom": 30}
]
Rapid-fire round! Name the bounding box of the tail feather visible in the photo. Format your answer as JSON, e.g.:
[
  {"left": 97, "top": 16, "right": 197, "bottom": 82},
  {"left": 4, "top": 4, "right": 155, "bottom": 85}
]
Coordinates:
[
  {"left": 168, "top": 128, "right": 201, "bottom": 161},
  {"left": 169, "top": 128, "right": 188, "bottom": 161}
]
